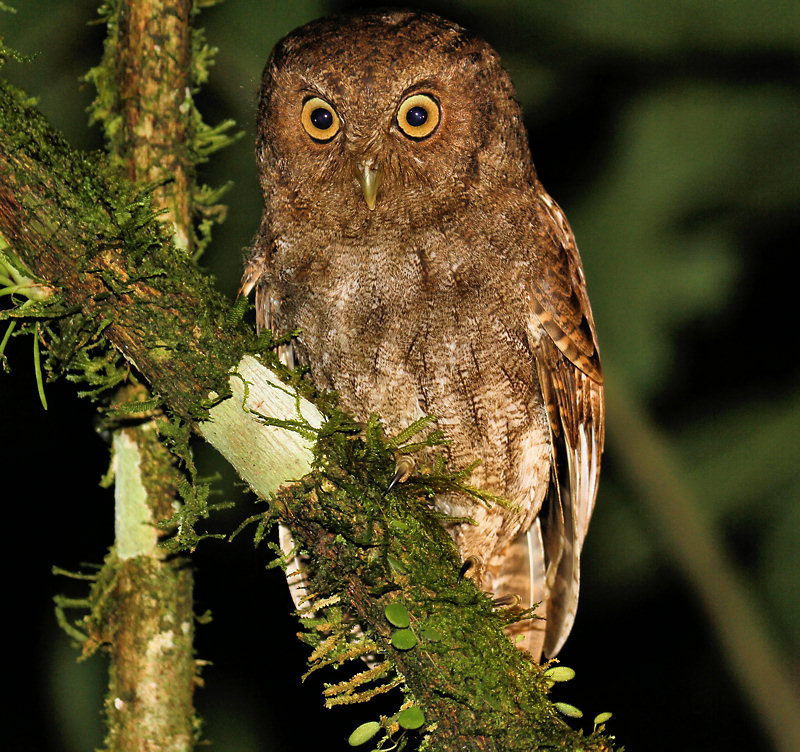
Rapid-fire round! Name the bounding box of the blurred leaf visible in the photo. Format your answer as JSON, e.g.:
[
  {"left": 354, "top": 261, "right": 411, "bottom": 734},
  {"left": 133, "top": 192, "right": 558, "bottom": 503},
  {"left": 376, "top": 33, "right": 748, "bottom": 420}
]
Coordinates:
[
  {"left": 680, "top": 392, "right": 800, "bottom": 518},
  {"left": 761, "top": 484, "right": 800, "bottom": 656},
  {"left": 582, "top": 481, "right": 659, "bottom": 596},
  {"left": 461, "top": 0, "right": 800, "bottom": 52},
  {"left": 574, "top": 83, "right": 799, "bottom": 393}
]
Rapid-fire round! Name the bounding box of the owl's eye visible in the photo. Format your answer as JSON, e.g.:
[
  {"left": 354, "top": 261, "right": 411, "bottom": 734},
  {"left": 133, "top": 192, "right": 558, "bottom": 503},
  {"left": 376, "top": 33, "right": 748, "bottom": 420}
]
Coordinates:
[
  {"left": 301, "top": 97, "right": 340, "bottom": 142},
  {"left": 396, "top": 94, "right": 440, "bottom": 139}
]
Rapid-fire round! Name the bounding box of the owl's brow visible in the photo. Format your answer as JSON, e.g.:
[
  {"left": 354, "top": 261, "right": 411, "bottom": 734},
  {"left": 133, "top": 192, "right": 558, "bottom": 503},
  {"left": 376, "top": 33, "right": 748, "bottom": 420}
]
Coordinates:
[
  {"left": 397, "top": 78, "right": 441, "bottom": 100},
  {"left": 298, "top": 85, "right": 330, "bottom": 102},
  {"left": 297, "top": 81, "right": 345, "bottom": 107}
]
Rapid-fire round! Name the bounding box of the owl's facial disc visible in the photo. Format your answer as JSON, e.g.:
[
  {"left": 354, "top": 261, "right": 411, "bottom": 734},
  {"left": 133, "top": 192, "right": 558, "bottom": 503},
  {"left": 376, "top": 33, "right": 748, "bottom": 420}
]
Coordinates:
[{"left": 298, "top": 95, "right": 383, "bottom": 209}]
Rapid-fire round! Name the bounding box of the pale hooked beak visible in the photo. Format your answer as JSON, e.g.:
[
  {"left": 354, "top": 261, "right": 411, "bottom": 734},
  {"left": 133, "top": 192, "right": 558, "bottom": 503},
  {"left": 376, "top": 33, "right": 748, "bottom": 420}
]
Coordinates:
[{"left": 354, "top": 158, "right": 382, "bottom": 210}]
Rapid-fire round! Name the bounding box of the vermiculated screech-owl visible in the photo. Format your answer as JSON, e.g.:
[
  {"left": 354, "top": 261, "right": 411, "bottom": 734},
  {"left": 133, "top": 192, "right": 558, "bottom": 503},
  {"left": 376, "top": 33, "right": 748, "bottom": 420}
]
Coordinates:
[{"left": 241, "top": 10, "right": 604, "bottom": 660}]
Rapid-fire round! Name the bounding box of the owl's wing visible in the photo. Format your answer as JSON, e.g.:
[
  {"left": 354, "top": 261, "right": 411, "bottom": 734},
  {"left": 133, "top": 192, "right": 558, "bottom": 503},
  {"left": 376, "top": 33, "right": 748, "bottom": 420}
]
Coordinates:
[
  {"left": 239, "top": 214, "right": 270, "bottom": 307},
  {"left": 240, "top": 226, "right": 300, "bottom": 370},
  {"left": 240, "top": 218, "right": 274, "bottom": 330},
  {"left": 241, "top": 231, "right": 309, "bottom": 624},
  {"left": 529, "top": 191, "right": 605, "bottom": 658}
]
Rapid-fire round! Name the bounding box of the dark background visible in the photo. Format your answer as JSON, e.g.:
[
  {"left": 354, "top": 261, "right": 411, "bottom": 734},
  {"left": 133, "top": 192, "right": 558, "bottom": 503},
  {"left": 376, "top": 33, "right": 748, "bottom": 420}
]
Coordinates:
[{"left": 3, "top": 1, "right": 799, "bottom": 750}]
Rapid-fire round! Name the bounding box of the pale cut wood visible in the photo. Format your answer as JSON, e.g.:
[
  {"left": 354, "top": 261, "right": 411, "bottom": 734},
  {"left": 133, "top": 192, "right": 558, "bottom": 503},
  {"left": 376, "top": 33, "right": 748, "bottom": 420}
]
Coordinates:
[{"left": 199, "top": 354, "right": 323, "bottom": 498}]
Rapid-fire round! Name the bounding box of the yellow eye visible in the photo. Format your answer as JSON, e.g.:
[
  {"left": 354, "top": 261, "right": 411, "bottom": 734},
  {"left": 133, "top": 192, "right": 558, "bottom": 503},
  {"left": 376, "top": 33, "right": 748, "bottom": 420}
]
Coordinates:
[
  {"left": 396, "top": 94, "right": 440, "bottom": 139},
  {"left": 301, "top": 97, "right": 340, "bottom": 141}
]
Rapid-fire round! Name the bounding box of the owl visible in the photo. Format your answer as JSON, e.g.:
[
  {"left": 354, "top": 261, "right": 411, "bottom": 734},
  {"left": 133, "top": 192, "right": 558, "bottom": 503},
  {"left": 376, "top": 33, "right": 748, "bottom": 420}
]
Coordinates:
[{"left": 240, "top": 10, "right": 604, "bottom": 660}]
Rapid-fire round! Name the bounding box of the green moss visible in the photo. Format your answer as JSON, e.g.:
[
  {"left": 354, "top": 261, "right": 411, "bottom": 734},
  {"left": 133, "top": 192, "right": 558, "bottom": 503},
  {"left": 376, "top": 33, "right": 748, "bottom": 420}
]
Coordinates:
[{"left": 1, "top": 77, "right": 250, "bottom": 409}]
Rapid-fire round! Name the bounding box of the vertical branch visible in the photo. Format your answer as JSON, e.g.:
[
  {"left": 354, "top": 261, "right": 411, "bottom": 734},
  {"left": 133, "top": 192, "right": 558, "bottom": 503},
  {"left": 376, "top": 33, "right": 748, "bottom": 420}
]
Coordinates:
[
  {"left": 87, "top": 1, "right": 199, "bottom": 749},
  {"left": 103, "top": 388, "right": 197, "bottom": 752},
  {"left": 112, "top": 0, "right": 194, "bottom": 252},
  {"left": 105, "top": 385, "right": 196, "bottom": 752}
]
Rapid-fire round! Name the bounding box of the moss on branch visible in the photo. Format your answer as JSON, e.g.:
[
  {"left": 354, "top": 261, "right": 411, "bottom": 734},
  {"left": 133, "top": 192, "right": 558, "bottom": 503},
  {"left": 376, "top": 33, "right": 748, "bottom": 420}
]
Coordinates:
[
  {"left": 266, "top": 416, "right": 616, "bottom": 751},
  {"left": 0, "top": 77, "right": 245, "bottom": 419}
]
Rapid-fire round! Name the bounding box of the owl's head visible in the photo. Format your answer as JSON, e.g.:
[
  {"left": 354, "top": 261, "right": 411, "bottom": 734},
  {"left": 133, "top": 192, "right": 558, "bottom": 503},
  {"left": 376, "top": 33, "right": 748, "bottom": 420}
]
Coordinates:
[{"left": 257, "top": 11, "right": 534, "bottom": 228}]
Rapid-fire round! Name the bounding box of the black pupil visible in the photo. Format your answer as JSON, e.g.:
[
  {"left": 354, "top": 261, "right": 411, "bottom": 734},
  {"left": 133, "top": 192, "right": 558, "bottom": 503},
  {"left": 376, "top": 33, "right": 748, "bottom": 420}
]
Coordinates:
[
  {"left": 406, "top": 106, "right": 428, "bottom": 127},
  {"left": 310, "top": 107, "right": 333, "bottom": 130}
]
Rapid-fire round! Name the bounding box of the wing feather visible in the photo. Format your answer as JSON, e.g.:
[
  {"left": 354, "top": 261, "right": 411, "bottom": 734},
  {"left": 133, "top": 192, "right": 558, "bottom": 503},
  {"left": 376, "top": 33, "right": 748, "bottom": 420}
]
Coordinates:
[{"left": 530, "top": 191, "right": 605, "bottom": 657}]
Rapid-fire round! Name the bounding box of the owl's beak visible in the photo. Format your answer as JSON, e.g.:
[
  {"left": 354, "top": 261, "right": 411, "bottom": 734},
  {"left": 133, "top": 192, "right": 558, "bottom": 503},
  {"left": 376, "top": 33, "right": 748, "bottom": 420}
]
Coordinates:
[{"left": 354, "top": 158, "right": 381, "bottom": 210}]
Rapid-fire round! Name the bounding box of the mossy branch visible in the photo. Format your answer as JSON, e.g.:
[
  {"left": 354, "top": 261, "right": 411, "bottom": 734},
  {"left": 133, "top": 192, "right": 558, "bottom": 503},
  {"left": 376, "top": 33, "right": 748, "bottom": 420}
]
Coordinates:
[
  {"left": 0, "top": 79, "right": 617, "bottom": 751},
  {"left": 86, "top": 2, "right": 206, "bottom": 749}
]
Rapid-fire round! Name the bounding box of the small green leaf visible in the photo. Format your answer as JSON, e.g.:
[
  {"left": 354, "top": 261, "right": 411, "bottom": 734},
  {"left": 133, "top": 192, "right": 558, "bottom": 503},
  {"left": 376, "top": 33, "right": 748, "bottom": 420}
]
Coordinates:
[
  {"left": 348, "top": 721, "right": 381, "bottom": 746},
  {"left": 33, "top": 324, "right": 48, "bottom": 411},
  {"left": 391, "top": 628, "right": 418, "bottom": 650},
  {"left": 386, "top": 554, "right": 406, "bottom": 573},
  {"left": 554, "top": 702, "right": 583, "bottom": 718},
  {"left": 420, "top": 625, "right": 444, "bottom": 642},
  {"left": 544, "top": 666, "right": 575, "bottom": 682},
  {"left": 384, "top": 602, "right": 410, "bottom": 628},
  {"left": 593, "top": 711, "right": 613, "bottom": 725},
  {"left": 398, "top": 706, "right": 425, "bottom": 730}
]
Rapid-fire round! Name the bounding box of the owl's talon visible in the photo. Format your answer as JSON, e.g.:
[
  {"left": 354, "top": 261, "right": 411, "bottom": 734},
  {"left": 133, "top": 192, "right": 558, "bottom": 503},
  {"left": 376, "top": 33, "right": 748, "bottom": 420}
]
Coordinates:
[
  {"left": 239, "top": 259, "right": 265, "bottom": 300},
  {"left": 492, "top": 593, "right": 522, "bottom": 608},
  {"left": 457, "top": 555, "right": 481, "bottom": 583},
  {"left": 385, "top": 455, "right": 416, "bottom": 494}
]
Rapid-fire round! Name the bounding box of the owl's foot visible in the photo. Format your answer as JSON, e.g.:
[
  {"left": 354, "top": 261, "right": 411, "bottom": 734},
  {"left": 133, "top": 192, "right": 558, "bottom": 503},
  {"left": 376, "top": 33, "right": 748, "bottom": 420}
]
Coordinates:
[
  {"left": 238, "top": 260, "right": 262, "bottom": 299},
  {"left": 458, "top": 556, "right": 522, "bottom": 608},
  {"left": 385, "top": 455, "right": 416, "bottom": 494}
]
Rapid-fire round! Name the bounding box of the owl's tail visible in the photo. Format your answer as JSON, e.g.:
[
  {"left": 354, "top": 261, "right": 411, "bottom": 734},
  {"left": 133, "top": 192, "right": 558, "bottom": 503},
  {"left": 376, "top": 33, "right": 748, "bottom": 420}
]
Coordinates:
[
  {"left": 279, "top": 523, "right": 313, "bottom": 614},
  {"left": 491, "top": 520, "right": 549, "bottom": 661}
]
